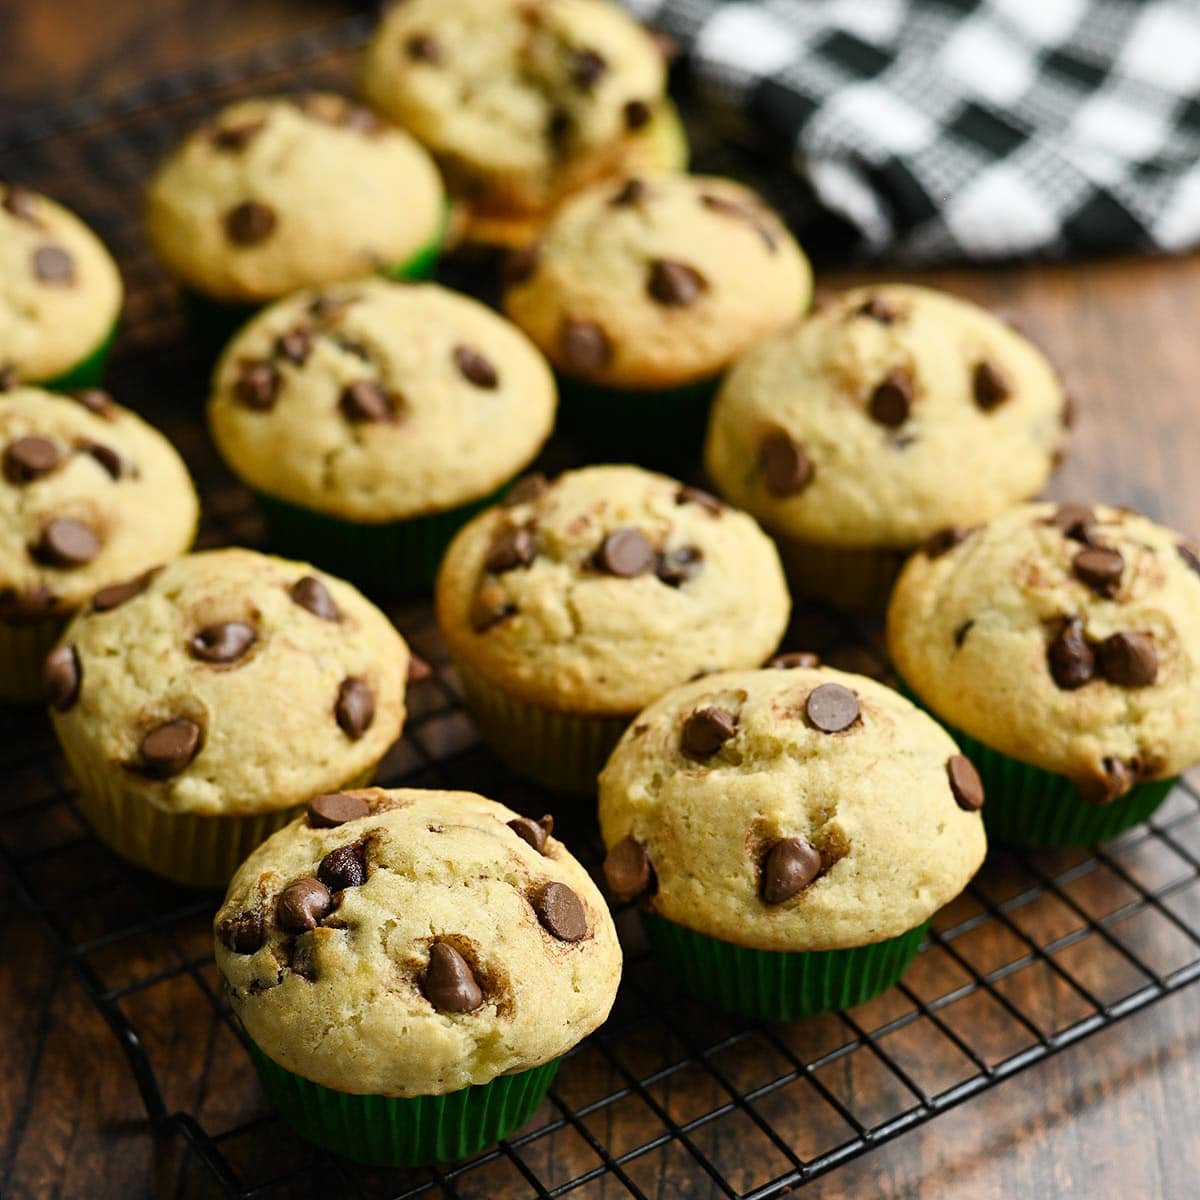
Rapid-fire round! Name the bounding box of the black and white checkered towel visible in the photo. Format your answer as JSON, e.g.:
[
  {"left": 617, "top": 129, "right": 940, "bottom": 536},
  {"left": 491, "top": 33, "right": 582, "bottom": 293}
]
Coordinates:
[{"left": 624, "top": 0, "right": 1200, "bottom": 261}]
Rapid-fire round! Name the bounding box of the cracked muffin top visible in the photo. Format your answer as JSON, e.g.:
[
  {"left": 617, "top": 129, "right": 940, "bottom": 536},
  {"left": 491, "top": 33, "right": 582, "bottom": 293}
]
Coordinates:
[
  {"left": 214, "top": 787, "right": 622, "bottom": 1096},
  {"left": 207, "top": 279, "right": 556, "bottom": 521},
  {"left": 705, "top": 284, "right": 1069, "bottom": 549},
  {"left": 1, "top": 185, "right": 123, "bottom": 384},
  {"left": 47, "top": 549, "right": 408, "bottom": 816},
  {"left": 598, "top": 666, "right": 987, "bottom": 952},
  {"left": 144, "top": 93, "right": 445, "bottom": 303},
  {"left": 0, "top": 386, "right": 197, "bottom": 623},
  {"left": 435, "top": 465, "right": 791, "bottom": 715},
  {"left": 887, "top": 502, "right": 1200, "bottom": 801},
  {"left": 360, "top": 0, "right": 667, "bottom": 217},
  {"left": 503, "top": 173, "right": 812, "bottom": 389}
]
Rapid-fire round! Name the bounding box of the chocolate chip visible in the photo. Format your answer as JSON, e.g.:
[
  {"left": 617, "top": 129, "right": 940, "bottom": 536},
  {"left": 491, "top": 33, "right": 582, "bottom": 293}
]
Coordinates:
[
  {"left": 508, "top": 814, "right": 553, "bottom": 854},
  {"left": 212, "top": 120, "right": 264, "bottom": 151},
  {"left": 308, "top": 293, "right": 354, "bottom": 321},
  {"left": 954, "top": 619, "right": 975, "bottom": 648},
  {"left": 275, "top": 328, "right": 311, "bottom": 365},
  {"left": 612, "top": 178, "right": 648, "bottom": 207},
  {"left": 485, "top": 524, "right": 535, "bottom": 573},
  {"left": 681, "top": 706, "right": 737, "bottom": 758},
  {"left": 93, "top": 571, "right": 155, "bottom": 612},
  {"left": 1046, "top": 504, "right": 1097, "bottom": 542},
  {"left": 647, "top": 260, "right": 707, "bottom": 307},
  {"left": 470, "top": 594, "right": 517, "bottom": 632},
  {"left": 217, "top": 909, "right": 264, "bottom": 954},
  {"left": 190, "top": 621, "right": 256, "bottom": 665},
  {"left": 1073, "top": 546, "right": 1124, "bottom": 597},
  {"left": 407, "top": 654, "right": 433, "bottom": 683},
  {"left": 43, "top": 644, "right": 81, "bottom": 711},
  {"left": 767, "top": 651, "right": 820, "bottom": 669},
  {"left": 335, "top": 678, "right": 375, "bottom": 739},
  {"left": 70, "top": 388, "right": 116, "bottom": 419},
  {"left": 623, "top": 98, "right": 652, "bottom": 129},
  {"left": 504, "top": 473, "right": 549, "bottom": 506},
  {"left": 3, "top": 185, "right": 38, "bottom": 222},
  {"left": 276, "top": 877, "right": 333, "bottom": 933},
  {"left": 759, "top": 431, "right": 813, "bottom": 497},
  {"left": 1178, "top": 543, "right": 1200, "bottom": 578},
  {"left": 547, "top": 108, "right": 572, "bottom": 146},
  {"left": 318, "top": 841, "right": 368, "bottom": 891},
  {"left": 82, "top": 442, "right": 123, "bottom": 480},
  {"left": 656, "top": 545, "right": 703, "bottom": 586},
  {"left": 1048, "top": 617, "right": 1095, "bottom": 690},
  {"left": 675, "top": 485, "right": 722, "bottom": 516},
  {"left": 1097, "top": 631, "right": 1158, "bottom": 687},
  {"left": 559, "top": 320, "right": 612, "bottom": 375},
  {"left": 291, "top": 575, "right": 340, "bottom": 621},
  {"left": 858, "top": 295, "right": 898, "bottom": 323},
  {"left": 454, "top": 345, "right": 499, "bottom": 389},
  {"left": 596, "top": 528, "right": 656, "bottom": 577},
  {"left": 924, "top": 526, "right": 968, "bottom": 558},
  {"left": 504, "top": 244, "right": 539, "bottom": 286},
  {"left": 340, "top": 380, "right": 396, "bottom": 422},
  {"left": 699, "top": 193, "right": 778, "bottom": 251},
  {"left": 603, "top": 836, "right": 655, "bottom": 902},
  {"left": 225, "top": 200, "right": 276, "bottom": 244},
  {"left": 0, "top": 366, "right": 17, "bottom": 390},
  {"left": 406, "top": 32, "right": 442, "bottom": 62},
  {"left": 572, "top": 47, "right": 607, "bottom": 88},
  {"left": 234, "top": 361, "right": 280, "bottom": 411},
  {"left": 308, "top": 792, "right": 371, "bottom": 828},
  {"left": 760, "top": 837, "right": 822, "bottom": 904},
  {"left": 532, "top": 882, "right": 588, "bottom": 942},
  {"left": 805, "top": 683, "right": 860, "bottom": 733},
  {"left": 973, "top": 360, "right": 1011, "bottom": 411},
  {"left": 947, "top": 755, "right": 984, "bottom": 811},
  {"left": 31, "top": 519, "right": 100, "bottom": 567},
  {"left": 423, "top": 941, "right": 483, "bottom": 1012},
  {"left": 869, "top": 368, "right": 914, "bottom": 427},
  {"left": 138, "top": 718, "right": 203, "bottom": 778},
  {"left": 33, "top": 245, "right": 74, "bottom": 284},
  {"left": 1077, "top": 757, "right": 1139, "bottom": 805},
  {"left": 3, "top": 436, "right": 60, "bottom": 484}
]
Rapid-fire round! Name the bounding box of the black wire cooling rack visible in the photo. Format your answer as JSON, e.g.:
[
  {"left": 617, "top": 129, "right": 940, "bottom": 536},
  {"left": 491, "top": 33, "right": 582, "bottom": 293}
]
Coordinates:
[{"left": 5, "top": 13, "right": 1200, "bottom": 1200}]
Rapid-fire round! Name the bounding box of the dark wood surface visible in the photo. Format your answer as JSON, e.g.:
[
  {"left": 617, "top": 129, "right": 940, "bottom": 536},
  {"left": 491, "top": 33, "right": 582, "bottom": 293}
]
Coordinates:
[{"left": 3, "top": 4, "right": 1200, "bottom": 1199}]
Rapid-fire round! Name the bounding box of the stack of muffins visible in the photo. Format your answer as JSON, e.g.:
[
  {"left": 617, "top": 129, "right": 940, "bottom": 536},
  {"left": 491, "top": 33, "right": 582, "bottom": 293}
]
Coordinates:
[{"left": 3, "top": 0, "right": 1198, "bottom": 1171}]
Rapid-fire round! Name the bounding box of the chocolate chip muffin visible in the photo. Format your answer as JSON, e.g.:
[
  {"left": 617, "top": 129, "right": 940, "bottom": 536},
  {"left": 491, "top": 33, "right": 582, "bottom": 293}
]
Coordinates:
[
  {"left": 0, "top": 385, "right": 197, "bottom": 702},
  {"left": 215, "top": 786, "right": 621, "bottom": 1164},
  {"left": 597, "top": 665, "right": 986, "bottom": 1019},
  {"left": 360, "top": 0, "right": 677, "bottom": 242},
  {"left": 46, "top": 549, "right": 408, "bottom": 886},
  {"left": 435, "top": 465, "right": 791, "bottom": 792},
  {"left": 887, "top": 502, "right": 1200, "bottom": 846},
  {"left": 503, "top": 172, "right": 811, "bottom": 467},
  {"left": 208, "top": 279, "right": 557, "bottom": 591},
  {"left": 0, "top": 185, "right": 123, "bottom": 388},
  {"left": 144, "top": 93, "right": 446, "bottom": 310},
  {"left": 705, "top": 284, "right": 1069, "bottom": 609}
]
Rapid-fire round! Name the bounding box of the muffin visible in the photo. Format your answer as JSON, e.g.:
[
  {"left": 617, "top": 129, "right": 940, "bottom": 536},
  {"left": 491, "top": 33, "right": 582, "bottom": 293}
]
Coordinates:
[
  {"left": 705, "top": 284, "right": 1070, "bottom": 609},
  {"left": 435, "top": 465, "right": 791, "bottom": 792},
  {"left": 598, "top": 665, "right": 987, "bottom": 1019},
  {"left": 215, "top": 786, "right": 621, "bottom": 1165},
  {"left": 0, "top": 385, "right": 197, "bottom": 702},
  {"left": 46, "top": 549, "right": 409, "bottom": 886},
  {"left": 503, "top": 173, "right": 812, "bottom": 467},
  {"left": 144, "top": 93, "right": 446, "bottom": 336},
  {"left": 360, "top": 0, "right": 683, "bottom": 247},
  {"left": 0, "top": 185, "right": 122, "bottom": 388},
  {"left": 208, "top": 279, "right": 557, "bottom": 592},
  {"left": 887, "top": 502, "right": 1200, "bottom": 846}
]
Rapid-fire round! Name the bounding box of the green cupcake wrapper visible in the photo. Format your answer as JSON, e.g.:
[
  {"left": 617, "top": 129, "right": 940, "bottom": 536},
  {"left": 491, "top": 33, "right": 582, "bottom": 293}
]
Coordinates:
[
  {"left": 36, "top": 322, "right": 118, "bottom": 391},
  {"left": 772, "top": 535, "right": 912, "bottom": 612},
  {"left": 245, "top": 1038, "right": 559, "bottom": 1166},
  {"left": 642, "top": 913, "right": 929, "bottom": 1021},
  {"left": 450, "top": 655, "right": 630, "bottom": 794},
  {"left": 0, "top": 614, "right": 68, "bottom": 703},
  {"left": 897, "top": 679, "right": 1176, "bottom": 847}
]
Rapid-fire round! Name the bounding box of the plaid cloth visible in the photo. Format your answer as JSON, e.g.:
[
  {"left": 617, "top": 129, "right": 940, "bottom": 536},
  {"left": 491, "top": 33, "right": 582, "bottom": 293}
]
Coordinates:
[{"left": 624, "top": 0, "right": 1200, "bottom": 261}]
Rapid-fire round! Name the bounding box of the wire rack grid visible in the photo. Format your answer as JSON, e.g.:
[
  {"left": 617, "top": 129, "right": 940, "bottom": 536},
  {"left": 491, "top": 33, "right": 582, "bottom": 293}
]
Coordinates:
[{"left": 4, "top": 15, "right": 1200, "bottom": 1200}]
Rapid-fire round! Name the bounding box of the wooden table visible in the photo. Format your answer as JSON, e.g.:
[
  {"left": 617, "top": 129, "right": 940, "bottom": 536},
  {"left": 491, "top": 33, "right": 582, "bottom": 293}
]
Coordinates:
[{"left": 3, "top": 4, "right": 1200, "bottom": 1198}]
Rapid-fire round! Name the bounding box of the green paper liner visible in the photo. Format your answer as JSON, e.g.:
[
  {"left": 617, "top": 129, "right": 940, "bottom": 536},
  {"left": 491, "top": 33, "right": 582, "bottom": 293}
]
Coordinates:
[
  {"left": 244, "top": 1038, "right": 559, "bottom": 1166},
  {"left": 450, "top": 655, "right": 630, "bottom": 795},
  {"left": 897, "top": 679, "right": 1176, "bottom": 847},
  {"left": 642, "top": 913, "right": 928, "bottom": 1021},
  {"left": 0, "top": 614, "right": 68, "bottom": 703},
  {"left": 37, "top": 322, "right": 118, "bottom": 391},
  {"left": 772, "top": 535, "right": 911, "bottom": 612}
]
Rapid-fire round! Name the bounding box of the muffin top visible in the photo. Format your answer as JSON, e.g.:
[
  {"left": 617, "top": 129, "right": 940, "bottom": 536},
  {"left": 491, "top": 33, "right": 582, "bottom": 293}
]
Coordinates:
[
  {"left": 504, "top": 174, "right": 812, "bottom": 388},
  {"left": 47, "top": 549, "right": 408, "bottom": 817},
  {"left": 208, "top": 279, "right": 556, "bottom": 522},
  {"left": 598, "top": 666, "right": 986, "bottom": 952},
  {"left": 0, "top": 185, "right": 123, "bottom": 383},
  {"left": 215, "top": 787, "right": 622, "bottom": 1096},
  {"left": 887, "top": 502, "right": 1200, "bottom": 800},
  {"left": 360, "top": 0, "right": 666, "bottom": 216},
  {"left": 436, "top": 465, "right": 790, "bottom": 715},
  {"left": 0, "top": 386, "right": 197, "bottom": 622},
  {"left": 705, "top": 284, "right": 1069, "bottom": 548},
  {"left": 144, "top": 93, "right": 445, "bottom": 303}
]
